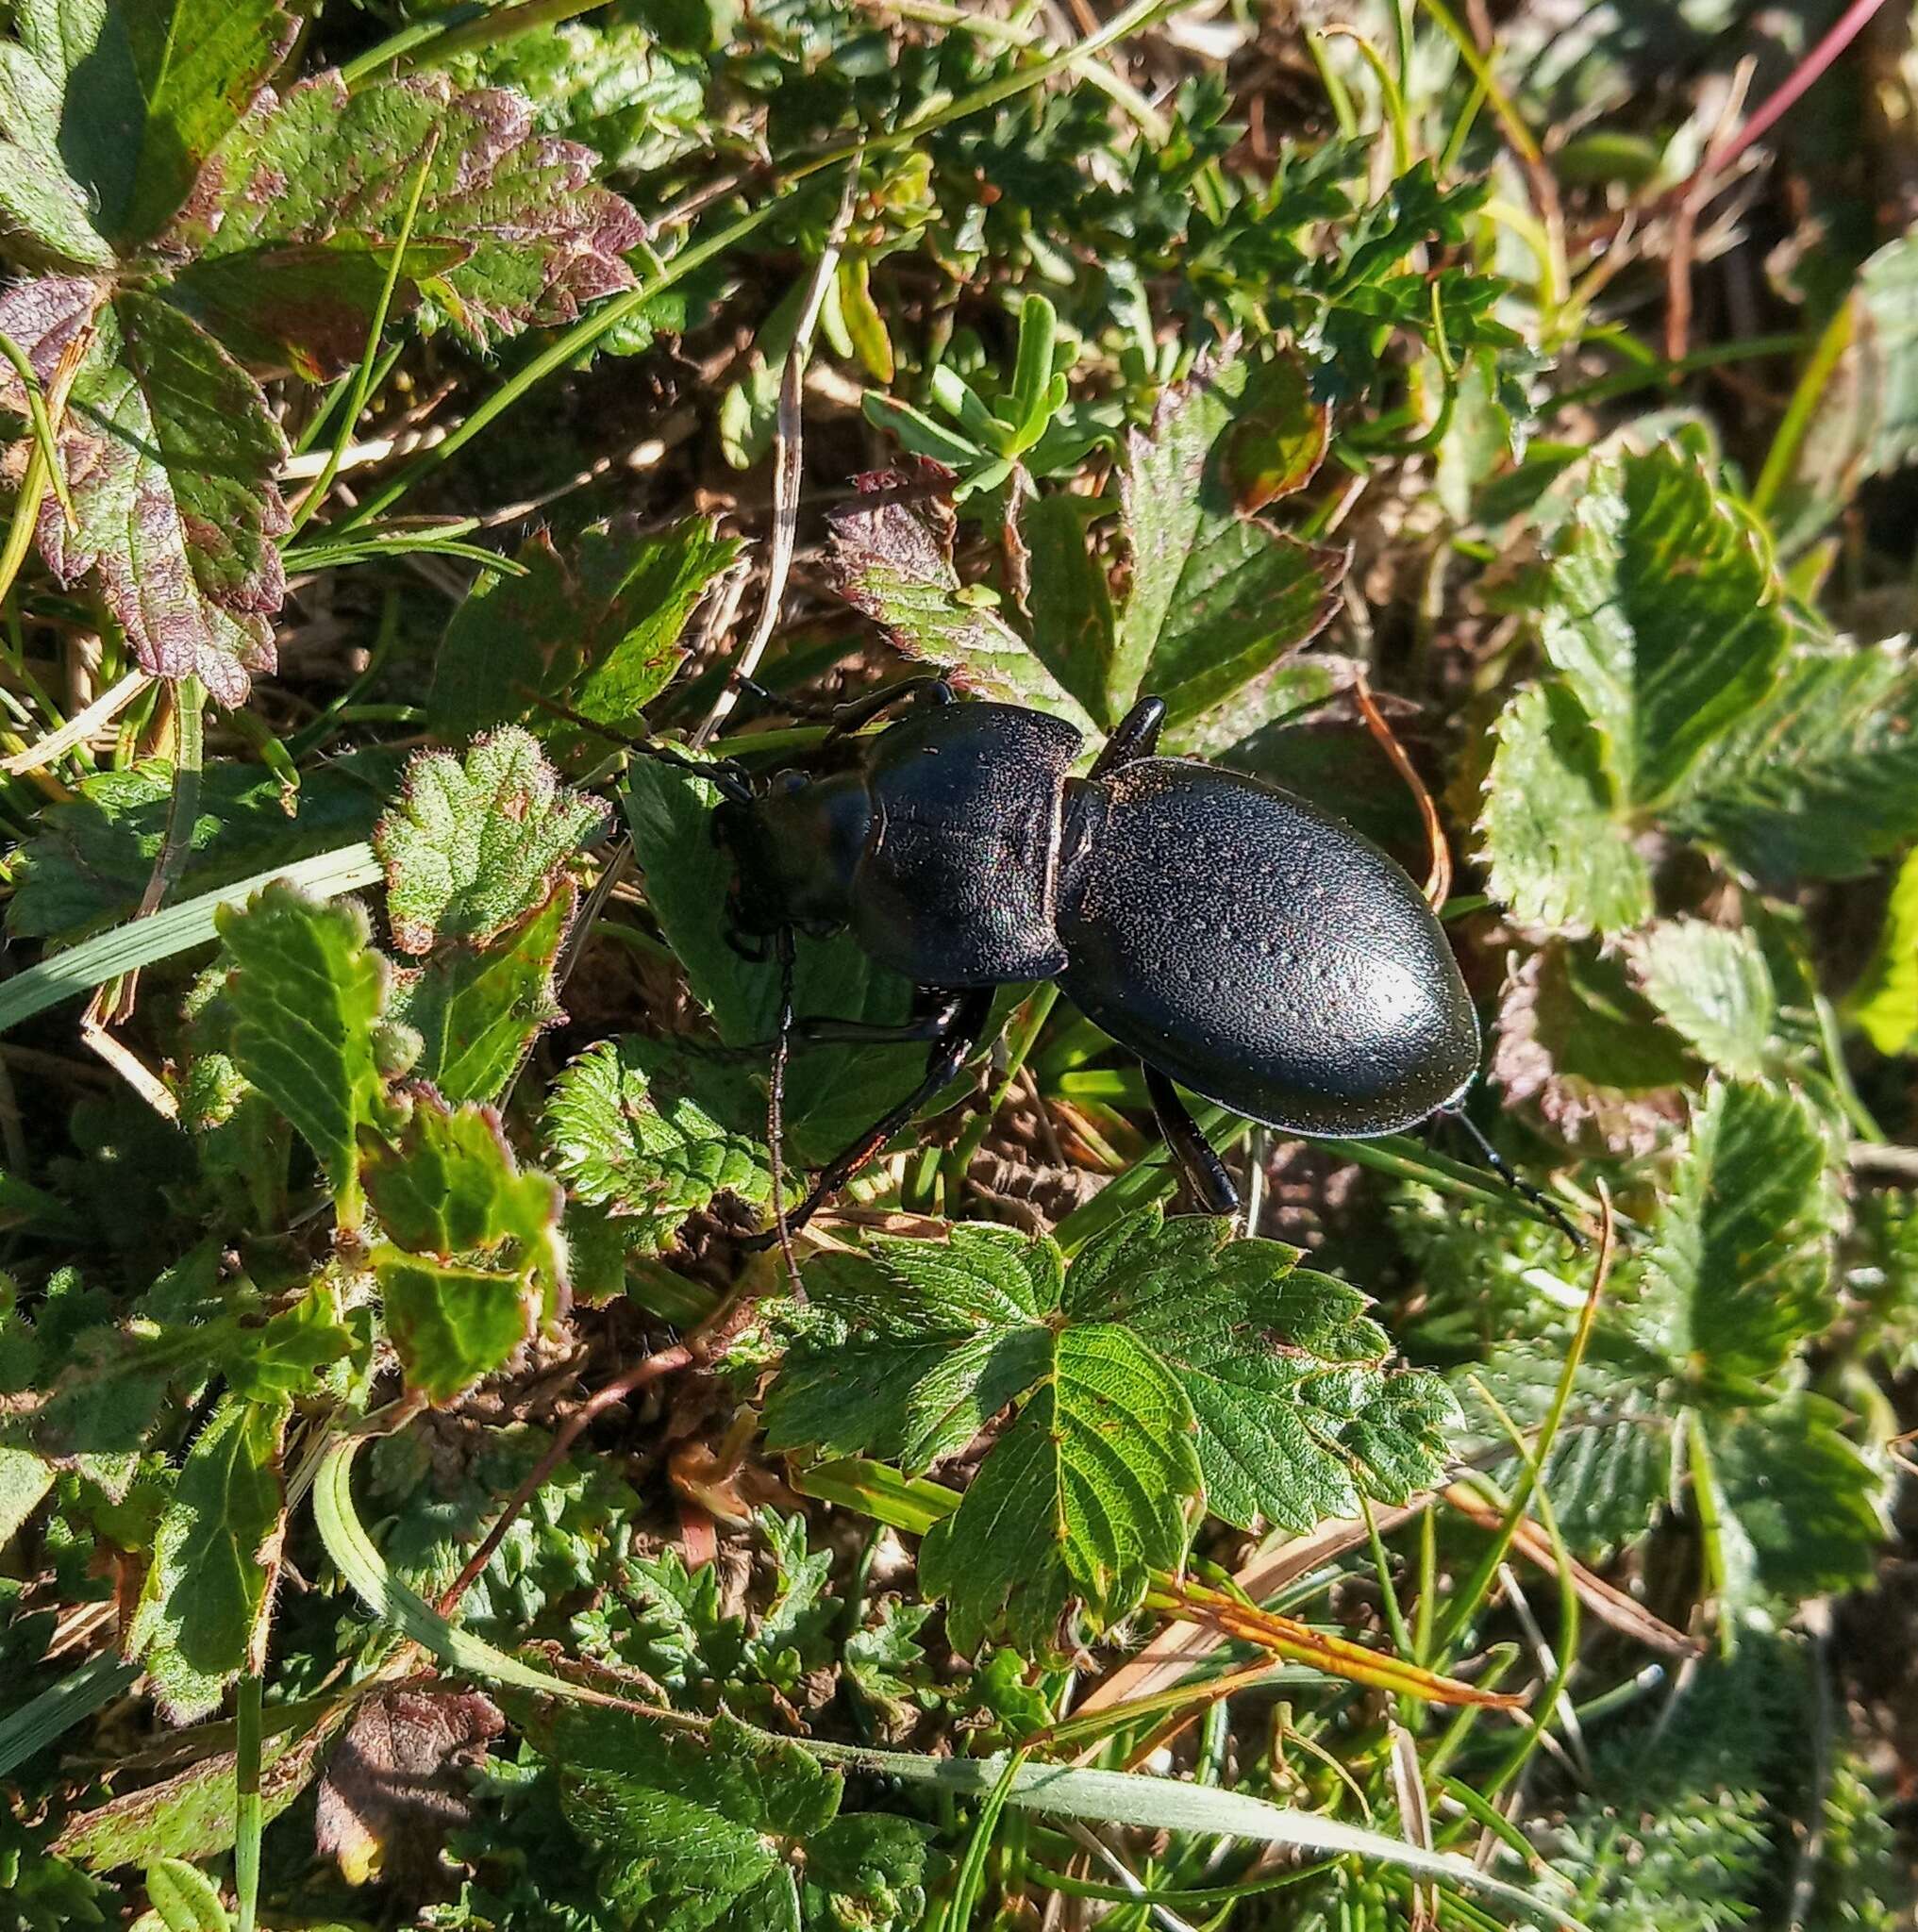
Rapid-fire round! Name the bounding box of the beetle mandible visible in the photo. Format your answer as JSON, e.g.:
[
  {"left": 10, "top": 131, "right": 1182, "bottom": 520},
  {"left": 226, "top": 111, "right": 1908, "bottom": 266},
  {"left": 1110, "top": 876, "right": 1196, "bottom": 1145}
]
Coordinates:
[{"left": 642, "top": 675, "right": 1556, "bottom": 1247}]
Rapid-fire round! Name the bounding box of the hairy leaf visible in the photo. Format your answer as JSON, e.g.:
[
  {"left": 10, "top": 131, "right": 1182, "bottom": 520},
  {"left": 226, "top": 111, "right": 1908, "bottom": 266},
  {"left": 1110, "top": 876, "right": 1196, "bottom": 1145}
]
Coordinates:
[
  {"left": 429, "top": 521, "right": 740, "bottom": 750},
  {"left": 1627, "top": 921, "right": 1776, "bottom": 1080},
  {"left": 543, "top": 1034, "right": 771, "bottom": 1253},
  {"left": 375, "top": 728, "right": 606, "bottom": 955},
  {"left": 127, "top": 1395, "right": 287, "bottom": 1724},
  {"left": 215, "top": 883, "right": 391, "bottom": 1230},
  {"left": 1628, "top": 1080, "right": 1839, "bottom": 1388},
  {"left": 1541, "top": 443, "right": 1789, "bottom": 808},
  {"left": 0, "top": 282, "right": 287, "bottom": 701},
  {"left": 1846, "top": 845, "right": 1918, "bottom": 1056},
  {"left": 1112, "top": 355, "right": 1344, "bottom": 727},
  {"left": 1666, "top": 639, "right": 1918, "bottom": 883},
  {"left": 1477, "top": 679, "right": 1652, "bottom": 937},
  {"left": 374, "top": 1251, "right": 539, "bottom": 1407},
  {"left": 826, "top": 461, "right": 1092, "bottom": 726},
  {"left": 390, "top": 881, "right": 572, "bottom": 1107},
  {"left": 167, "top": 73, "right": 647, "bottom": 369},
  {"left": 1064, "top": 1211, "right": 1459, "bottom": 1530}
]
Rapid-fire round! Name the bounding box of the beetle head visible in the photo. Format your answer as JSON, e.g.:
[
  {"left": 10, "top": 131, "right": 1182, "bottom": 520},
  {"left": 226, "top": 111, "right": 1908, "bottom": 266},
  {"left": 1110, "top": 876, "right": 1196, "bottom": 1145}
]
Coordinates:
[{"left": 711, "top": 769, "right": 871, "bottom": 944}]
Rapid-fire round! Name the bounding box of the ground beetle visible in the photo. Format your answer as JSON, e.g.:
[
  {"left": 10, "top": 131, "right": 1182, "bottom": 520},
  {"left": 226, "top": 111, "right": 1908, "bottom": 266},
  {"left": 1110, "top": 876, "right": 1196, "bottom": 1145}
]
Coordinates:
[{"left": 623, "top": 678, "right": 1566, "bottom": 1246}]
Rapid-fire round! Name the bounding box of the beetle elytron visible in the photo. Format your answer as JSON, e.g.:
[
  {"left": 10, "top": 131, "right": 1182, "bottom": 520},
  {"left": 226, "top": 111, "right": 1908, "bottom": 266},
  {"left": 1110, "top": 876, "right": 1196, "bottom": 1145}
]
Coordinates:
[{"left": 642, "top": 676, "right": 1550, "bottom": 1247}]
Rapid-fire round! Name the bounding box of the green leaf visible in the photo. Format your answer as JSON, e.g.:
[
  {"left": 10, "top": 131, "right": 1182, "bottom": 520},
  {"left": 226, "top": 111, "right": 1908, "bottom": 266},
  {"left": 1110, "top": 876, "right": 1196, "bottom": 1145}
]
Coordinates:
[
  {"left": 0, "top": 282, "right": 287, "bottom": 702},
  {"left": 1066, "top": 1210, "right": 1459, "bottom": 1531},
  {"left": 390, "top": 881, "right": 572, "bottom": 1107},
  {"left": 1700, "top": 1394, "right": 1885, "bottom": 1608},
  {"left": 0, "top": 33, "right": 115, "bottom": 266},
  {"left": 360, "top": 1094, "right": 564, "bottom": 1285},
  {"left": 1846, "top": 845, "right": 1918, "bottom": 1056},
  {"left": 1627, "top": 921, "right": 1776, "bottom": 1080},
  {"left": 1666, "top": 637, "right": 1918, "bottom": 883},
  {"left": 552, "top": 1707, "right": 923, "bottom": 1932},
  {"left": 1111, "top": 354, "right": 1344, "bottom": 727},
  {"left": 0, "top": 0, "right": 295, "bottom": 258},
  {"left": 1477, "top": 679, "right": 1653, "bottom": 937},
  {"left": 375, "top": 727, "right": 606, "bottom": 955},
  {"left": 143, "top": 1857, "right": 229, "bottom": 1932},
  {"left": 428, "top": 521, "right": 741, "bottom": 750},
  {"left": 767, "top": 1218, "right": 1202, "bottom": 1657},
  {"left": 215, "top": 882, "right": 391, "bottom": 1231},
  {"left": 8, "top": 755, "right": 385, "bottom": 942},
  {"left": 825, "top": 463, "right": 1092, "bottom": 727},
  {"left": 1218, "top": 350, "right": 1329, "bottom": 510},
  {"left": 620, "top": 759, "right": 924, "bottom": 1165},
  {"left": 1020, "top": 493, "right": 1115, "bottom": 723},
  {"left": 1490, "top": 941, "right": 1692, "bottom": 1158},
  {"left": 372, "top": 1251, "right": 539, "bottom": 1407},
  {"left": 542, "top": 1035, "right": 771, "bottom": 1253},
  {"left": 164, "top": 72, "right": 646, "bottom": 369},
  {"left": 1628, "top": 1081, "right": 1839, "bottom": 1389},
  {"left": 127, "top": 1396, "right": 287, "bottom": 1724},
  {"left": 1540, "top": 444, "right": 1790, "bottom": 809}
]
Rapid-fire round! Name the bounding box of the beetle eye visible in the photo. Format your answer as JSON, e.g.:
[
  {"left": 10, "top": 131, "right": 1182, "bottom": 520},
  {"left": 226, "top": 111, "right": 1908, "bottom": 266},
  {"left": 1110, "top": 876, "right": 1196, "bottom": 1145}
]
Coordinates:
[{"left": 774, "top": 770, "right": 808, "bottom": 797}]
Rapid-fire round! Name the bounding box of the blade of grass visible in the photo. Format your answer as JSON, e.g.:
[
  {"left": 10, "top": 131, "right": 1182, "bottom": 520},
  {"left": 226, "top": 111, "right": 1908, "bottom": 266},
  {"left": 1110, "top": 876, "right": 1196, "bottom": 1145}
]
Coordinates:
[
  {"left": 0, "top": 841, "right": 382, "bottom": 1033},
  {"left": 0, "top": 1652, "right": 142, "bottom": 1778},
  {"left": 234, "top": 1672, "right": 263, "bottom": 1932}
]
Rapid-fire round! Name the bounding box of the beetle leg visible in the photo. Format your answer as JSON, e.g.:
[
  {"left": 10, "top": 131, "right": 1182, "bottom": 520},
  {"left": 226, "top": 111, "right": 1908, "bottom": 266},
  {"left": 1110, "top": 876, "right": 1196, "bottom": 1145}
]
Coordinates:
[
  {"left": 739, "top": 986, "right": 992, "bottom": 1249},
  {"left": 1088, "top": 695, "right": 1167, "bottom": 779},
  {"left": 1142, "top": 1061, "right": 1242, "bottom": 1217},
  {"left": 822, "top": 675, "right": 956, "bottom": 743}
]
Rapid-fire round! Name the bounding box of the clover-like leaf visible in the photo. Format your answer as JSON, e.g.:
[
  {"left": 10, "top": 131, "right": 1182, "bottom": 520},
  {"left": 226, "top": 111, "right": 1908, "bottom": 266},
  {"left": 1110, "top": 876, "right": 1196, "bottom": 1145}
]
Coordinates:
[
  {"left": 215, "top": 883, "right": 392, "bottom": 1230},
  {"left": 127, "top": 1394, "right": 288, "bottom": 1724},
  {"left": 375, "top": 728, "right": 607, "bottom": 955},
  {"left": 542, "top": 1035, "right": 771, "bottom": 1254}
]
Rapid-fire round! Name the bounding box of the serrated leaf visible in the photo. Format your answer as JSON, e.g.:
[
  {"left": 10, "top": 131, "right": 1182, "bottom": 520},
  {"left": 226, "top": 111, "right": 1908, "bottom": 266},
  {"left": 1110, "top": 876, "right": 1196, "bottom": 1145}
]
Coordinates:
[
  {"left": 1629, "top": 1081, "right": 1839, "bottom": 1388},
  {"left": 8, "top": 755, "right": 384, "bottom": 941},
  {"left": 215, "top": 882, "right": 390, "bottom": 1231},
  {"left": 1701, "top": 1394, "right": 1885, "bottom": 1609},
  {"left": 1477, "top": 679, "right": 1653, "bottom": 937},
  {"left": 553, "top": 1707, "right": 887, "bottom": 1932},
  {"left": 143, "top": 1856, "right": 228, "bottom": 1932},
  {"left": 0, "top": 282, "right": 287, "bottom": 702},
  {"left": 0, "top": 35, "right": 115, "bottom": 266},
  {"left": 1111, "top": 354, "right": 1344, "bottom": 727},
  {"left": 1846, "top": 845, "right": 1918, "bottom": 1056},
  {"left": 375, "top": 728, "right": 606, "bottom": 955},
  {"left": 165, "top": 73, "right": 645, "bottom": 369},
  {"left": 390, "top": 881, "right": 572, "bottom": 1106},
  {"left": 1665, "top": 638, "right": 1918, "bottom": 883},
  {"left": 1064, "top": 1210, "right": 1458, "bottom": 1531},
  {"left": 919, "top": 1322, "right": 1198, "bottom": 1657},
  {"left": 429, "top": 521, "right": 740, "bottom": 750},
  {"left": 1491, "top": 941, "right": 1691, "bottom": 1158},
  {"left": 373, "top": 1251, "right": 539, "bottom": 1407},
  {"left": 1540, "top": 444, "right": 1790, "bottom": 808},
  {"left": 825, "top": 460, "right": 1092, "bottom": 727},
  {"left": 360, "top": 1094, "right": 564, "bottom": 1291},
  {"left": 1627, "top": 921, "right": 1776, "bottom": 1079},
  {"left": 128, "top": 1395, "right": 287, "bottom": 1724},
  {"left": 767, "top": 1217, "right": 1206, "bottom": 1657},
  {"left": 542, "top": 1035, "right": 771, "bottom": 1253}
]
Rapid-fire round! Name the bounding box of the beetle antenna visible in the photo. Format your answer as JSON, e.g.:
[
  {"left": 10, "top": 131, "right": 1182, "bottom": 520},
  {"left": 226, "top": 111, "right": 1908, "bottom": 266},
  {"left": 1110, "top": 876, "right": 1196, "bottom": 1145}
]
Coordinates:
[
  {"left": 513, "top": 686, "right": 757, "bottom": 806},
  {"left": 764, "top": 925, "right": 802, "bottom": 1291},
  {"left": 1438, "top": 1107, "right": 1587, "bottom": 1249}
]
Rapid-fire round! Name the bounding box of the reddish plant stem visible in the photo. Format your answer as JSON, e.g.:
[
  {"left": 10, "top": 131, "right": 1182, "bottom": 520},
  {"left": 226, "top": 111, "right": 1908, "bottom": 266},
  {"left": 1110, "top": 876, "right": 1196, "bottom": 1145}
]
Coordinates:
[{"left": 1705, "top": 0, "right": 1891, "bottom": 181}]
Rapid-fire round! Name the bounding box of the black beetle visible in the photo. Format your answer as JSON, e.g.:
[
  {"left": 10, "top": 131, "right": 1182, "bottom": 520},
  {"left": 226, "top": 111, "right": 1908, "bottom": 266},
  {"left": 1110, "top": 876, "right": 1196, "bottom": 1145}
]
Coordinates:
[{"left": 616, "top": 675, "right": 1562, "bottom": 1247}]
